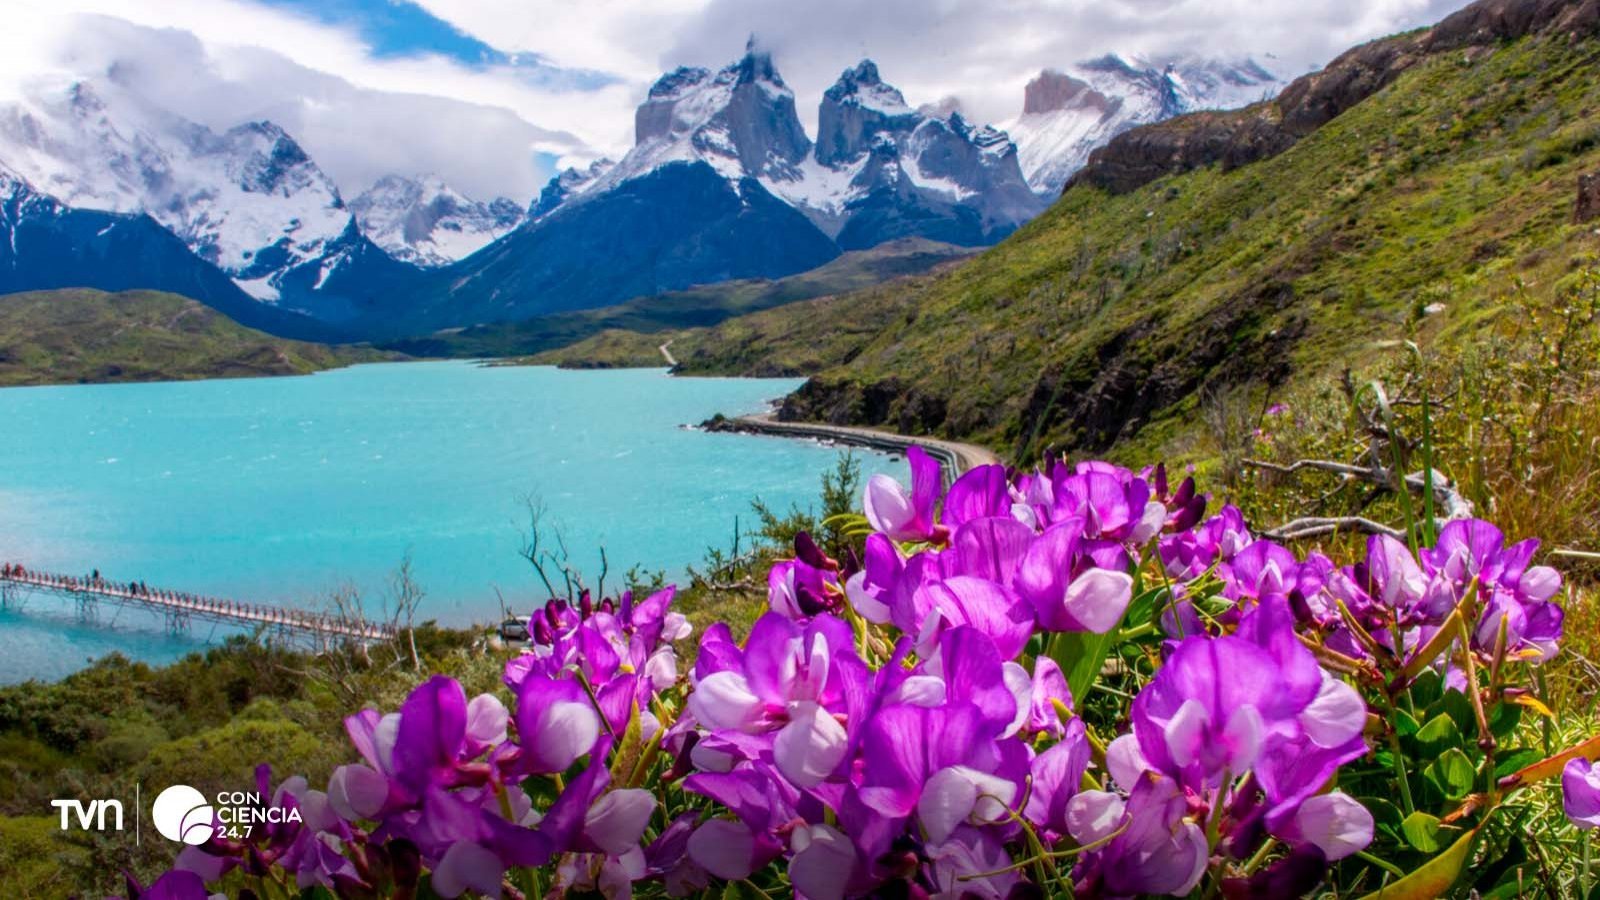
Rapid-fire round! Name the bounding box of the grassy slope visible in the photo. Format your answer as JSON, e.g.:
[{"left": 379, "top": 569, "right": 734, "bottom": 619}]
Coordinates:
[
  {"left": 387, "top": 238, "right": 973, "bottom": 360},
  {"left": 0, "top": 289, "right": 388, "bottom": 386},
  {"left": 529, "top": 263, "right": 940, "bottom": 373},
  {"left": 553, "top": 30, "right": 1600, "bottom": 462}
]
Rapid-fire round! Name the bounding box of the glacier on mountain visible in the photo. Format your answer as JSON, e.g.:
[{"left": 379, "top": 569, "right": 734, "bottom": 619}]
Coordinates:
[
  {"left": 350, "top": 174, "right": 524, "bottom": 267},
  {"left": 1004, "top": 55, "right": 1285, "bottom": 194},
  {"left": 0, "top": 78, "right": 353, "bottom": 302}
]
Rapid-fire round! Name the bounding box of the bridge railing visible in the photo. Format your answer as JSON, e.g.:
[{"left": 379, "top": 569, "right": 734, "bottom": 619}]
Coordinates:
[{"left": 0, "top": 567, "right": 394, "bottom": 641}]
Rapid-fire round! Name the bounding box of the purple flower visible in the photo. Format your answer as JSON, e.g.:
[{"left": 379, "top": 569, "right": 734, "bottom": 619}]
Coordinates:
[
  {"left": 1022, "top": 718, "right": 1090, "bottom": 838},
  {"left": 514, "top": 673, "right": 602, "bottom": 774},
  {"left": 1563, "top": 758, "right": 1600, "bottom": 828},
  {"left": 940, "top": 464, "right": 1013, "bottom": 530},
  {"left": 687, "top": 612, "right": 863, "bottom": 787},
  {"left": 864, "top": 446, "right": 943, "bottom": 543},
  {"left": 1160, "top": 505, "right": 1252, "bottom": 582},
  {"left": 1422, "top": 520, "right": 1564, "bottom": 657},
  {"left": 1049, "top": 464, "right": 1166, "bottom": 544},
  {"left": 1017, "top": 522, "right": 1134, "bottom": 634},
  {"left": 121, "top": 870, "right": 211, "bottom": 900},
  {"left": 844, "top": 533, "right": 902, "bottom": 624},
  {"left": 1067, "top": 774, "right": 1209, "bottom": 897}
]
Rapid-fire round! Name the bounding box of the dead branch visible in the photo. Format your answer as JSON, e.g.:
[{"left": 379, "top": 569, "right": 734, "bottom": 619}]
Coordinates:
[
  {"left": 1244, "top": 457, "right": 1474, "bottom": 541},
  {"left": 1244, "top": 458, "right": 1473, "bottom": 519},
  {"left": 1261, "top": 516, "right": 1407, "bottom": 541}
]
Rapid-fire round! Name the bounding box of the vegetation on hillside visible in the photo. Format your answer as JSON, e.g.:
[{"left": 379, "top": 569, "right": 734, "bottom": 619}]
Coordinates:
[
  {"left": 385, "top": 239, "right": 971, "bottom": 361},
  {"left": 0, "top": 289, "right": 390, "bottom": 386},
  {"left": 547, "top": 25, "right": 1600, "bottom": 470}
]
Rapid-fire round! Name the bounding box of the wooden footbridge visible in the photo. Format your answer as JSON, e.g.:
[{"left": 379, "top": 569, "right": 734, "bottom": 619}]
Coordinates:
[{"left": 0, "top": 566, "right": 394, "bottom": 644}]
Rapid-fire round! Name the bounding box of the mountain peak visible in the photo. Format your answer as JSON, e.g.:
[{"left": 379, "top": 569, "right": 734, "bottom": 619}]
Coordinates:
[
  {"left": 1005, "top": 53, "right": 1284, "bottom": 193},
  {"left": 824, "top": 60, "right": 911, "bottom": 113},
  {"left": 350, "top": 173, "right": 524, "bottom": 267},
  {"left": 1022, "top": 70, "right": 1104, "bottom": 116},
  {"left": 627, "top": 45, "right": 810, "bottom": 182},
  {"left": 732, "top": 35, "right": 784, "bottom": 86},
  {"left": 648, "top": 66, "right": 711, "bottom": 100}
]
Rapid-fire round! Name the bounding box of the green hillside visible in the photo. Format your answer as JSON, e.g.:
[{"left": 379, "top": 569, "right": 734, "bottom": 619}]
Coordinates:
[
  {"left": 386, "top": 238, "right": 972, "bottom": 360},
  {"left": 546, "top": 6, "right": 1600, "bottom": 463},
  {"left": 0, "top": 289, "right": 388, "bottom": 386}
]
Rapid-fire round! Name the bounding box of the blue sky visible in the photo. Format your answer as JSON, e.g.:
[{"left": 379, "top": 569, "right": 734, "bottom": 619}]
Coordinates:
[
  {"left": 253, "top": 0, "right": 617, "bottom": 90},
  {"left": 6, "top": 0, "right": 1476, "bottom": 201}
]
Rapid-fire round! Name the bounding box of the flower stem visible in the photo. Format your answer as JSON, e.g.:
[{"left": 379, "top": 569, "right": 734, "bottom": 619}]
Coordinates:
[
  {"left": 1387, "top": 725, "right": 1417, "bottom": 817},
  {"left": 1581, "top": 830, "right": 1593, "bottom": 900},
  {"left": 1243, "top": 837, "right": 1278, "bottom": 875},
  {"left": 1356, "top": 850, "right": 1407, "bottom": 878}
]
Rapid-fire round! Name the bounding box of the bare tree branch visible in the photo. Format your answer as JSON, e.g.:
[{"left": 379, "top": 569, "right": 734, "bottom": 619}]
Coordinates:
[
  {"left": 1261, "top": 516, "right": 1407, "bottom": 541},
  {"left": 1244, "top": 457, "right": 1475, "bottom": 540}
]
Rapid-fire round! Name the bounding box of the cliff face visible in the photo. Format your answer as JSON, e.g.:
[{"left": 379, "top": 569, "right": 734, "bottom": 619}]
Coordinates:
[{"left": 1067, "top": 0, "right": 1600, "bottom": 195}]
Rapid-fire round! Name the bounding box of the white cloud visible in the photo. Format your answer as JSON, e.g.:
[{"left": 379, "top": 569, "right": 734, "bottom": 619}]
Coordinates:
[
  {"left": 2, "top": 0, "right": 1476, "bottom": 202},
  {"left": 658, "top": 0, "right": 1475, "bottom": 131},
  {"left": 2, "top": 0, "right": 637, "bottom": 200}
]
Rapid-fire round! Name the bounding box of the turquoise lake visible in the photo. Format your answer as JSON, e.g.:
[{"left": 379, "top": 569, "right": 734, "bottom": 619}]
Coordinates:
[{"left": 0, "top": 361, "right": 897, "bottom": 683}]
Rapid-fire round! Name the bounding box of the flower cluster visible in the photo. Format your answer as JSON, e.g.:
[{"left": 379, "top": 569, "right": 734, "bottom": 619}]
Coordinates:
[{"left": 139, "top": 448, "right": 1594, "bottom": 899}]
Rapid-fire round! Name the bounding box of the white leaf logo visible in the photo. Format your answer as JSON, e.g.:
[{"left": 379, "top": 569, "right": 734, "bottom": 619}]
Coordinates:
[{"left": 151, "top": 785, "right": 214, "bottom": 845}]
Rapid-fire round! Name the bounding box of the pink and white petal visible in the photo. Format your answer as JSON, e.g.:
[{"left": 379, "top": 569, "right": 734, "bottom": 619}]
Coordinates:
[
  {"left": 1289, "top": 793, "right": 1374, "bottom": 860},
  {"left": 687, "top": 671, "right": 765, "bottom": 732},
  {"left": 789, "top": 824, "right": 857, "bottom": 900},
  {"left": 774, "top": 701, "right": 848, "bottom": 788}
]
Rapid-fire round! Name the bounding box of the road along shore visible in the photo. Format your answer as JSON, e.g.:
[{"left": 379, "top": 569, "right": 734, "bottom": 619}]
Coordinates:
[{"left": 706, "top": 412, "right": 1002, "bottom": 486}]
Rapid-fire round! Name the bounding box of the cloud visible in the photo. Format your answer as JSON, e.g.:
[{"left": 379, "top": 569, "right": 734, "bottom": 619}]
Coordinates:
[
  {"left": 3, "top": 0, "right": 638, "bottom": 199},
  {"left": 3, "top": 0, "right": 1477, "bottom": 202},
  {"left": 657, "top": 0, "right": 1475, "bottom": 129}
]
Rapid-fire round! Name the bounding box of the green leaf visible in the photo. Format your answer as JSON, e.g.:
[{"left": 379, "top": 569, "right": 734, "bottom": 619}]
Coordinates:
[
  {"left": 1357, "top": 823, "right": 1482, "bottom": 900},
  {"left": 1392, "top": 708, "right": 1421, "bottom": 740},
  {"left": 1400, "top": 811, "right": 1443, "bottom": 853},
  {"left": 1424, "top": 747, "right": 1476, "bottom": 801},
  {"left": 1493, "top": 748, "right": 1543, "bottom": 779},
  {"left": 1435, "top": 689, "right": 1476, "bottom": 736},
  {"left": 1366, "top": 797, "right": 1404, "bottom": 831},
  {"left": 1409, "top": 669, "right": 1443, "bottom": 708},
  {"left": 1487, "top": 701, "right": 1521, "bottom": 739},
  {"left": 1122, "top": 584, "right": 1167, "bottom": 630},
  {"left": 1411, "top": 712, "right": 1463, "bottom": 757},
  {"left": 1049, "top": 629, "right": 1119, "bottom": 709}
]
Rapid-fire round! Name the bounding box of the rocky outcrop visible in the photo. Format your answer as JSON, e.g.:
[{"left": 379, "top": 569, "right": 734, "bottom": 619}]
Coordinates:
[
  {"left": 1067, "top": 0, "right": 1600, "bottom": 195},
  {"left": 1578, "top": 170, "right": 1600, "bottom": 222},
  {"left": 815, "top": 61, "right": 920, "bottom": 166},
  {"left": 1022, "top": 71, "right": 1110, "bottom": 117},
  {"left": 1007, "top": 57, "right": 1283, "bottom": 194}
]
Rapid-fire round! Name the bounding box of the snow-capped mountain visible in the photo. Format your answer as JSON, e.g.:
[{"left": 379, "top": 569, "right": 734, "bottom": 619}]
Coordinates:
[
  {"left": 1005, "top": 56, "right": 1284, "bottom": 193},
  {"left": 349, "top": 174, "right": 524, "bottom": 267},
  {"left": 0, "top": 77, "right": 357, "bottom": 303},
  {"left": 800, "top": 60, "right": 1044, "bottom": 248},
  {"left": 0, "top": 162, "right": 336, "bottom": 339},
  {"left": 535, "top": 48, "right": 1043, "bottom": 249},
  {"left": 404, "top": 46, "right": 1047, "bottom": 335},
  {"left": 528, "top": 158, "right": 614, "bottom": 222}
]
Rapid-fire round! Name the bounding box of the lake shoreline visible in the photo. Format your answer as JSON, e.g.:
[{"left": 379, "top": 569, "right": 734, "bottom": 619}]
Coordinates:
[{"left": 702, "top": 411, "right": 1003, "bottom": 480}]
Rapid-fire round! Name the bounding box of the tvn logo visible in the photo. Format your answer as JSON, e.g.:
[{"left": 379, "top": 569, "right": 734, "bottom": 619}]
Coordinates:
[
  {"left": 50, "top": 797, "right": 124, "bottom": 832},
  {"left": 51, "top": 784, "right": 300, "bottom": 844}
]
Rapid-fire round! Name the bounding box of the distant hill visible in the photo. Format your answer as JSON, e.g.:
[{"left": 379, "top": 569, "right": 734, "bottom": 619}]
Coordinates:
[
  {"left": 540, "top": 0, "right": 1600, "bottom": 461},
  {"left": 0, "top": 289, "right": 387, "bottom": 386},
  {"left": 392, "top": 238, "right": 973, "bottom": 360}
]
